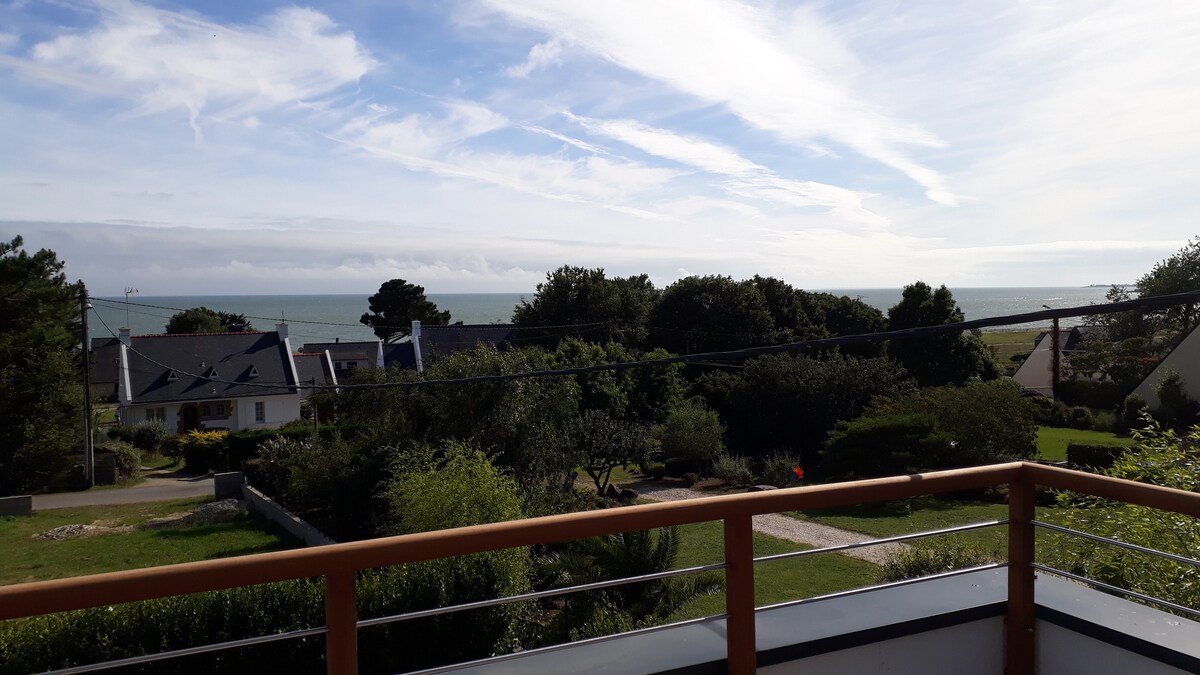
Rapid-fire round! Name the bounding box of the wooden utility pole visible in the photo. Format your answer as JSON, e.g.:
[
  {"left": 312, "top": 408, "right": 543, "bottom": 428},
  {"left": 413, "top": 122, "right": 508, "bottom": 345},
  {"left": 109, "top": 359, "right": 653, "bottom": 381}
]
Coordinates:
[
  {"left": 80, "top": 284, "right": 94, "bottom": 487},
  {"left": 1049, "top": 318, "right": 1061, "bottom": 401}
]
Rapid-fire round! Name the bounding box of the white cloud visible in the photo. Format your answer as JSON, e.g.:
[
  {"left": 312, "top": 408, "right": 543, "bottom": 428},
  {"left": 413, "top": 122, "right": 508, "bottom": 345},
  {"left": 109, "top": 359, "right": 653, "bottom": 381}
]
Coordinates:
[
  {"left": 505, "top": 39, "right": 562, "bottom": 77},
  {"left": 0, "top": 31, "right": 18, "bottom": 52},
  {"left": 569, "top": 113, "right": 886, "bottom": 226},
  {"left": 481, "top": 0, "right": 958, "bottom": 205},
  {"left": 18, "top": 0, "right": 376, "bottom": 140}
]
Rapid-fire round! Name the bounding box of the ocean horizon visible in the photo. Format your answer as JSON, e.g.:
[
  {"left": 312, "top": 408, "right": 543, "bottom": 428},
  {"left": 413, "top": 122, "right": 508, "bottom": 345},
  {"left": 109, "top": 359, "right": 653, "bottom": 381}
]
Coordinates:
[{"left": 88, "top": 286, "right": 1114, "bottom": 344}]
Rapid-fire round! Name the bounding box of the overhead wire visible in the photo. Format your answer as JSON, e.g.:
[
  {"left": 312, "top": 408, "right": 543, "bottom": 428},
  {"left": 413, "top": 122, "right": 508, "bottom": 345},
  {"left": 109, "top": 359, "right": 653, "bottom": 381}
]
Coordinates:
[{"left": 89, "top": 288, "right": 1200, "bottom": 393}]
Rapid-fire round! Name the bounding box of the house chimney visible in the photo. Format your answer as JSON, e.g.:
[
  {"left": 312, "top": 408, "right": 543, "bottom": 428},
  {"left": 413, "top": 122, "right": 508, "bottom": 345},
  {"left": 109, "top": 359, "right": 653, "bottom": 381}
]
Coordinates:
[
  {"left": 275, "top": 322, "right": 288, "bottom": 340},
  {"left": 118, "top": 327, "right": 131, "bottom": 346},
  {"left": 412, "top": 320, "right": 424, "bottom": 373}
]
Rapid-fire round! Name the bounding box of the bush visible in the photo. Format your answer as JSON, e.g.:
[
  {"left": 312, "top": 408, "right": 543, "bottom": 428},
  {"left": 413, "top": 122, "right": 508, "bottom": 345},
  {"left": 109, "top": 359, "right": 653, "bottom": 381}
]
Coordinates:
[
  {"left": 757, "top": 450, "right": 805, "bottom": 487},
  {"left": 680, "top": 472, "right": 700, "bottom": 487},
  {"left": 176, "top": 430, "right": 230, "bottom": 473},
  {"left": 644, "top": 462, "right": 666, "bottom": 480},
  {"left": 130, "top": 420, "right": 171, "bottom": 453},
  {"left": 1027, "top": 396, "right": 1055, "bottom": 425},
  {"left": 1068, "top": 406, "right": 1094, "bottom": 431},
  {"left": 822, "top": 413, "right": 953, "bottom": 478},
  {"left": 1047, "top": 401, "right": 1073, "bottom": 427},
  {"left": 663, "top": 456, "right": 701, "bottom": 478},
  {"left": 105, "top": 424, "right": 135, "bottom": 443},
  {"left": 1121, "top": 394, "right": 1150, "bottom": 432},
  {"left": 1054, "top": 379, "right": 1124, "bottom": 409},
  {"left": 1155, "top": 369, "right": 1200, "bottom": 428},
  {"left": 1090, "top": 410, "right": 1118, "bottom": 433},
  {"left": 654, "top": 401, "right": 724, "bottom": 466},
  {"left": 878, "top": 541, "right": 998, "bottom": 583},
  {"left": 101, "top": 440, "right": 141, "bottom": 479},
  {"left": 710, "top": 451, "right": 753, "bottom": 486},
  {"left": 1066, "top": 443, "right": 1126, "bottom": 470}
]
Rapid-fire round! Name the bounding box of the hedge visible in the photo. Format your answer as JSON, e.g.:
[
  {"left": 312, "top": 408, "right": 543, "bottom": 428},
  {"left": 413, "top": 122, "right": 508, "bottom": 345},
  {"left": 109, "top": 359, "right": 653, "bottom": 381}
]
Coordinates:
[
  {"left": 1066, "top": 442, "right": 1127, "bottom": 470},
  {"left": 168, "top": 426, "right": 340, "bottom": 474},
  {"left": 1054, "top": 380, "right": 1124, "bottom": 410}
]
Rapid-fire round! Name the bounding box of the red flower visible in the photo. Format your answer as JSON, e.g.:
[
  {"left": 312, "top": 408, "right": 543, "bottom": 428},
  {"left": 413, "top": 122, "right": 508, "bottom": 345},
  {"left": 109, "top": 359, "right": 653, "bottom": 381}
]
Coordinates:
[{"left": 793, "top": 466, "right": 805, "bottom": 480}]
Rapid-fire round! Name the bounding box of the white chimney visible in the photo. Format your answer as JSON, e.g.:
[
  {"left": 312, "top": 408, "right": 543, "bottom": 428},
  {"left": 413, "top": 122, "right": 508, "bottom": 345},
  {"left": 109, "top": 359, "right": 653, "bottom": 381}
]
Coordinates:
[
  {"left": 118, "top": 327, "right": 131, "bottom": 346},
  {"left": 275, "top": 322, "right": 288, "bottom": 340},
  {"left": 411, "top": 320, "right": 424, "bottom": 373}
]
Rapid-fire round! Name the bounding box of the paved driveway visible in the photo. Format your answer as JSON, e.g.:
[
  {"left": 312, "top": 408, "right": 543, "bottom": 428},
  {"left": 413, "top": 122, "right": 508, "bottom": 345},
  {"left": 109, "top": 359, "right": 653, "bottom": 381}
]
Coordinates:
[{"left": 32, "top": 471, "right": 215, "bottom": 510}]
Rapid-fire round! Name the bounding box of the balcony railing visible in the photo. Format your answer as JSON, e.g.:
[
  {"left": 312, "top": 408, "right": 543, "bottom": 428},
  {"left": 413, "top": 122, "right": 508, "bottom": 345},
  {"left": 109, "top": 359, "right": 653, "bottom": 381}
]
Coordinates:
[{"left": 1, "top": 461, "right": 1198, "bottom": 674}]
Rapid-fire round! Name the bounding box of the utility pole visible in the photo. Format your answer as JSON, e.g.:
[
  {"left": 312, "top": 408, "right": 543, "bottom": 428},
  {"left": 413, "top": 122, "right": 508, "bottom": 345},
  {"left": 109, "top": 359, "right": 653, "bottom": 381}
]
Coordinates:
[
  {"left": 80, "top": 284, "right": 95, "bottom": 487},
  {"left": 1043, "top": 305, "right": 1060, "bottom": 401}
]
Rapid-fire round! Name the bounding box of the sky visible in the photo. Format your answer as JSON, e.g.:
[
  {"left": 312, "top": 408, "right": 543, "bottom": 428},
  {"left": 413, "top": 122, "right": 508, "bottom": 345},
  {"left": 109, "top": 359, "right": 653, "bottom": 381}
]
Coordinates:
[{"left": 0, "top": 0, "right": 1196, "bottom": 295}]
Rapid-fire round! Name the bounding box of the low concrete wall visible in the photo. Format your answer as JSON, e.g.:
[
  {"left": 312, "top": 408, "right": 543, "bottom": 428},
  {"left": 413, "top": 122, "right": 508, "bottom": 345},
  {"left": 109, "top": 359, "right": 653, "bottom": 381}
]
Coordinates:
[
  {"left": 0, "top": 495, "right": 32, "bottom": 516},
  {"left": 213, "top": 471, "right": 244, "bottom": 500},
  {"left": 241, "top": 484, "right": 335, "bottom": 547}
]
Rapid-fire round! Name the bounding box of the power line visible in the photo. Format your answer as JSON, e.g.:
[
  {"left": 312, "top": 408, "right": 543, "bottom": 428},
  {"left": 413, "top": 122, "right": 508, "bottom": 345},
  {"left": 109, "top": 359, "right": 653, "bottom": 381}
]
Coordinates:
[{"left": 90, "top": 288, "right": 1200, "bottom": 393}]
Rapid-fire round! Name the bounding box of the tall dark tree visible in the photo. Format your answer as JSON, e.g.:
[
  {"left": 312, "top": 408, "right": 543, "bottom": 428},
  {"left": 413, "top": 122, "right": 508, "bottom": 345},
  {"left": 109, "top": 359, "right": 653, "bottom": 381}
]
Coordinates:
[
  {"left": 1136, "top": 236, "right": 1200, "bottom": 336},
  {"left": 648, "top": 275, "right": 773, "bottom": 353},
  {"left": 886, "top": 282, "right": 997, "bottom": 387},
  {"left": 164, "top": 307, "right": 252, "bottom": 333},
  {"left": 512, "top": 266, "right": 657, "bottom": 347},
  {"left": 0, "top": 236, "right": 83, "bottom": 494},
  {"left": 360, "top": 279, "right": 450, "bottom": 343}
]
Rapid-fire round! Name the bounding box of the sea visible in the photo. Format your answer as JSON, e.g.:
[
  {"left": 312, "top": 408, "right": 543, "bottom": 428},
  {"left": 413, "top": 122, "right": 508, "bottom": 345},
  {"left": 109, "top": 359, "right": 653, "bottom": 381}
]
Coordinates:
[{"left": 88, "top": 287, "right": 1115, "bottom": 344}]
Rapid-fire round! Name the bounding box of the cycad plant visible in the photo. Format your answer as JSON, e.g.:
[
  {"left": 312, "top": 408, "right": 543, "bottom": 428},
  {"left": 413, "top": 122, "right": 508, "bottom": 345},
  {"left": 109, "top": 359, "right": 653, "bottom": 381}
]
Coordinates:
[{"left": 538, "top": 526, "right": 724, "bottom": 640}]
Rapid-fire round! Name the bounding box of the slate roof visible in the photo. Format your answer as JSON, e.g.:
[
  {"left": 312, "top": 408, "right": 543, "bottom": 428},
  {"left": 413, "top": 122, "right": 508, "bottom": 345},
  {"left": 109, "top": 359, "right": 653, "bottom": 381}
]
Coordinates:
[
  {"left": 299, "top": 341, "right": 378, "bottom": 364},
  {"left": 293, "top": 352, "right": 335, "bottom": 399},
  {"left": 383, "top": 342, "right": 416, "bottom": 369},
  {"left": 419, "top": 324, "right": 516, "bottom": 360},
  {"left": 90, "top": 337, "right": 121, "bottom": 386},
  {"left": 125, "top": 331, "right": 297, "bottom": 404}
]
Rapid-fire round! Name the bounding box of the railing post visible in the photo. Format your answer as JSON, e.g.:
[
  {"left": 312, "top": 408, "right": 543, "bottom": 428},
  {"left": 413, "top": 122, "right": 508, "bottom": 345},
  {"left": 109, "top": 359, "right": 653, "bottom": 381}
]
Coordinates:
[
  {"left": 325, "top": 571, "right": 358, "bottom": 675},
  {"left": 724, "top": 514, "right": 756, "bottom": 674},
  {"left": 1007, "top": 473, "right": 1036, "bottom": 675}
]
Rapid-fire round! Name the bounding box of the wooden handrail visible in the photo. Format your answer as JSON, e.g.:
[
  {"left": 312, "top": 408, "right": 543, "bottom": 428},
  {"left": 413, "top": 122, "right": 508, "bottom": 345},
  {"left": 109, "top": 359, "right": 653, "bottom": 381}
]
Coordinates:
[{"left": 2, "top": 460, "right": 1198, "bottom": 675}]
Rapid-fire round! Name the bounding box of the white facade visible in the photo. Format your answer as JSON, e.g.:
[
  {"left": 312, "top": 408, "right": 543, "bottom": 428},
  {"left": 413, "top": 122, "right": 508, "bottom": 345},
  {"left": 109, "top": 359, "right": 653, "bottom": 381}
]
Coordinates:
[
  {"left": 1132, "top": 326, "right": 1200, "bottom": 408},
  {"left": 122, "top": 394, "right": 302, "bottom": 432}
]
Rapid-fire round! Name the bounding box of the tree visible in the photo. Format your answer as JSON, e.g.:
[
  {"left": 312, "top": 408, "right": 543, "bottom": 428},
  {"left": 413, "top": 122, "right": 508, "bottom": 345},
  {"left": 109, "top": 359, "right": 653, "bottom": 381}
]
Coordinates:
[
  {"left": 887, "top": 281, "right": 997, "bottom": 386},
  {"left": 648, "top": 275, "right": 773, "bottom": 353},
  {"left": 0, "top": 236, "right": 83, "bottom": 495},
  {"left": 164, "top": 307, "right": 252, "bottom": 333},
  {"left": 360, "top": 279, "right": 450, "bottom": 343},
  {"left": 512, "top": 266, "right": 657, "bottom": 347},
  {"left": 653, "top": 400, "right": 725, "bottom": 468},
  {"left": 1154, "top": 369, "right": 1200, "bottom": 428},
  {"left": 568, "top": 410, "right": 652, "bottom": 495},
  {"left": 1136, "top": 236, "right": 1200, "bottom": 336}
]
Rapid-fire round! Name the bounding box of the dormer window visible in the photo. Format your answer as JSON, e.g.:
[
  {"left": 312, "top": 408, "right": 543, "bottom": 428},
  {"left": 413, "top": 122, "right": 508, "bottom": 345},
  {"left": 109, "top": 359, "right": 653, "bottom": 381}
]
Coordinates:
[
  {"left": 203, "top": 366, "right": 218, "bottom": 379},
  {"left": 247, "top": 365, "right": 259, "bottom": 379},
  {"left": 166, "top": 370, "right": 179, "bottom": 382}
]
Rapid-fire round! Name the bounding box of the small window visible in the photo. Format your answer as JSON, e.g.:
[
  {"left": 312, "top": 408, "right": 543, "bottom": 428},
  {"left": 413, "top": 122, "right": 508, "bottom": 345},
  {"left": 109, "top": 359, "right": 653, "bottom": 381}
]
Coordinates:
[
  {"left": 254, "top": 401, "right": 265, "bottom": 423},
  {"left": 201, "top": 404, "right": 212, "bottom": 417},
  {"left": 204, "top": 367, "right": 218, "bottom": 379},
  {"left": 145, "top": 407, "right": 165, "bottom": 422},
  {"left": 166, "top": 370, "right": 179, "bottom": 382},
  {"left": 247, "top": 365, "right": 259, "bottom": 379},
  {"left": 215, "top": 403, "right": 226, "bottom": 417}
]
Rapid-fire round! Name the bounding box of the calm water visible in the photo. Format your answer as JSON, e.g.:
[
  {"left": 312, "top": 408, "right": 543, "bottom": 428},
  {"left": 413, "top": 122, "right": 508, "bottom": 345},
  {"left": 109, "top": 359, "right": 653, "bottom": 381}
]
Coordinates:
[{"left": 89, "top": 287, "right": 1112, "bottom": 343}]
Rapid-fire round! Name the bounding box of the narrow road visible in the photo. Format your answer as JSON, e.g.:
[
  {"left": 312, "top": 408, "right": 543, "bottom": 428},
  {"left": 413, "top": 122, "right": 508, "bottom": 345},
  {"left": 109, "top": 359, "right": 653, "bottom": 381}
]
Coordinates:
[
  {"left": 636, "top": 484, "right": 908, "bottom": 565},
  {"left": 32, "top": 471, "right": 214, "bottom": 510}
]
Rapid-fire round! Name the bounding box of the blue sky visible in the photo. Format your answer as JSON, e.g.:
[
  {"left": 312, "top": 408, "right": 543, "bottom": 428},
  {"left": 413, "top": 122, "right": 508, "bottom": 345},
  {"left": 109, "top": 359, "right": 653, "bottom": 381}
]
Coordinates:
[{"left": 0, "top": 0, "right": 1195, "bottom": 294}]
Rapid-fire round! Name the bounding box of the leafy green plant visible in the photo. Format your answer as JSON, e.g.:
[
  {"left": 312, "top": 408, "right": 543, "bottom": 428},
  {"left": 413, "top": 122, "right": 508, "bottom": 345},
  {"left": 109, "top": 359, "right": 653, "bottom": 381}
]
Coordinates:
[
  {"left": 653, "top": 400, "right": 724, "bottom": 467},
  {"left": 710, "top": 450, "right": 753, "bottom": 485},
  {"left": 757, "top": 450, "right": 805, "bottom": 487},
  {"left": 878, "top": 541, "right": 998, "bottom": 583},
  {"left": 100, "top": 440, "right": 141, "bottom": 479},
  {"left": 176, "top": 430, "right": 230, "bottom": 473},
  {"left": 130, "top": 420, "right": 170, "bottom": 454}
]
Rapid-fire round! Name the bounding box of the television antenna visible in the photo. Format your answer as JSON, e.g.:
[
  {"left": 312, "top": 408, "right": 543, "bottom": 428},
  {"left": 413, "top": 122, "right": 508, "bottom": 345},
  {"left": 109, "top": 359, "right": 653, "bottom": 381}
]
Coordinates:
[{"left": 123, "top": 287, "right": 138, "bottom": 328}]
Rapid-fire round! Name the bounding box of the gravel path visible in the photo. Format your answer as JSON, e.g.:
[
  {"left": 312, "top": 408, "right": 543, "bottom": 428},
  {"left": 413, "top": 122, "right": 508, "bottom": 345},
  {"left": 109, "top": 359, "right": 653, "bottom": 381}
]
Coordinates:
[{"left": 636, "top": 484, "right": 908, "bottom": 565}]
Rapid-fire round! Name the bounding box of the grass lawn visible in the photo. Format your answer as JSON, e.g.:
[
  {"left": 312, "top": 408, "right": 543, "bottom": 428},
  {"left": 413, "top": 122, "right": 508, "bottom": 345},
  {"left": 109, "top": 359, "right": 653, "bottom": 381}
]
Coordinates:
[
  {"left": 0, "top": 498, "right": 298, "bottom": 586},
  {"left": 980, "top": 330, "right": 1043, "bottom": 374},
  {"left": 1037, "top": 426, "right": 1135, "bottom": 461},
  {"left": 788, "top": 496, "right": 1058, "bottom": 559},
  {"left": 666, "top": 520, "right": 879, "bottom": 621}
]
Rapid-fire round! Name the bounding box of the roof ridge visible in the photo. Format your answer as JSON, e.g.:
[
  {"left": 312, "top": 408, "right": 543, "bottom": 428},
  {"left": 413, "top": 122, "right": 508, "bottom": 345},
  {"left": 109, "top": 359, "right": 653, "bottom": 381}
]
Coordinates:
[{"left": 133, "top": 331, "right": 274, "bottom": 338}]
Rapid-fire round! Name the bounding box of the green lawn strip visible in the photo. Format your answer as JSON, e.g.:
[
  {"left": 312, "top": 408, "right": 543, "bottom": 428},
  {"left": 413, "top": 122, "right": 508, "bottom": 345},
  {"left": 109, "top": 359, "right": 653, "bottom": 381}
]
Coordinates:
[
  {"left": 1036, "top": 426, "right": 1134, "bottom": 461},
  {"left": 787, "top": 496, "right": 1059, "bottom": 558},
  {"left": 0, "top": 498, "right": 298, "bottom": 586},
  {"left": 140, "top": 453, "right": 181, "bottom": 471},
  {"left": 980, "top": 330, "right": 1042, "bottom": 374},
  {"left": 667, "top": 520, "right": 878, "bottom": 622}
]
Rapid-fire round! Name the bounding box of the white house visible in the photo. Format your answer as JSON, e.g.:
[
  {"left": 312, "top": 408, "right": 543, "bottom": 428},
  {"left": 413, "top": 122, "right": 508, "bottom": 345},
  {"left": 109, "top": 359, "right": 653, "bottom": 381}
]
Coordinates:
[
  {"left": 1011, "top": 326, "right": 1103, "bottom": 396},
  {"left": 115, "top": 323, "right": 308, "bottom": 432}
]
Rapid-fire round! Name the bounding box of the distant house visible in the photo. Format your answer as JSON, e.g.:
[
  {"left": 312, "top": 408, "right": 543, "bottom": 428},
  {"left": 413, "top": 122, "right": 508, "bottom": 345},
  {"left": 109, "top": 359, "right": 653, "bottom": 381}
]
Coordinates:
[
  {"left": 1011, "top": 326, "right": 1102, "bottom": 396},
  {"left": 292, "top": 350, "right": 338, "bottom": 399},
  {"left": 299, "top": 323, "right": 513, "bottom": 374},
  {"left": 1131, "top": 324, "right": 1200, "bottom": 408},
  {"left": 114, "top": 323, "right": 304, "bottom": 432},
  {"left": 89, "top": 337, "right": 123, "bottom": 401}
]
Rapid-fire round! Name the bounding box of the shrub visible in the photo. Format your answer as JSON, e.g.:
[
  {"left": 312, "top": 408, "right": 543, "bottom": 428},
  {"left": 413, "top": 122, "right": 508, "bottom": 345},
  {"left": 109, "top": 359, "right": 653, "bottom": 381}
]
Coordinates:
[
  {"left": 1027, "top": 396, "right": 1055, "bottom": 425},
  {"left": 710, "top": 451, "right": 754, "bottom": 486},
  {"left": 663, "top": 456, "right": 701, "bottom": 478},
  {"left": 1054, "top": 380, "right": 1123, "bottom": 409},
  {"left": 644, "top": 462, "right": 666, "bottom": 480},
  {"left": 1047, "top": 401, "right": 1072, "bottom": 427},
  {"left": 1068, "top": 406, "right": 1094, "bottom": 431},
  {"left": 822, "top": 413, "right": 953, "bottom": 478},
  {"left": 1090, "top": 410, "right": 1118, "bottom": 433},
  {"left": 101, "top": 440, "right": 141, "bottom": 479},
  {"left": 105, "top": 424, "right": 135, "bottom": 443},
  {"left": 177, "top": 430, "right": 230, "bottom": 473},
  {"left": 1066, "top": 443, "right": 1126, "bottom": 470},
  {"left": 653, "top": 401, "right": 724, "bottom": 467},
  {"left": 1155, "top": 369, "right": 1200, "bottom": 428},
  {"left": 878, "top": 541, "right": 998, "bottom": 583},
  {"left": 130, "top": 420, "right": 171, "bottom": 453},
  {"left": 680, "top": 472, "right": 700, "bottom": 487},
  {"left": 757, "top": 450, "right": 805, "bottom": 487},
  {"left": 1121, "top": 394, "right": 1150, "bottom": 432}
]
